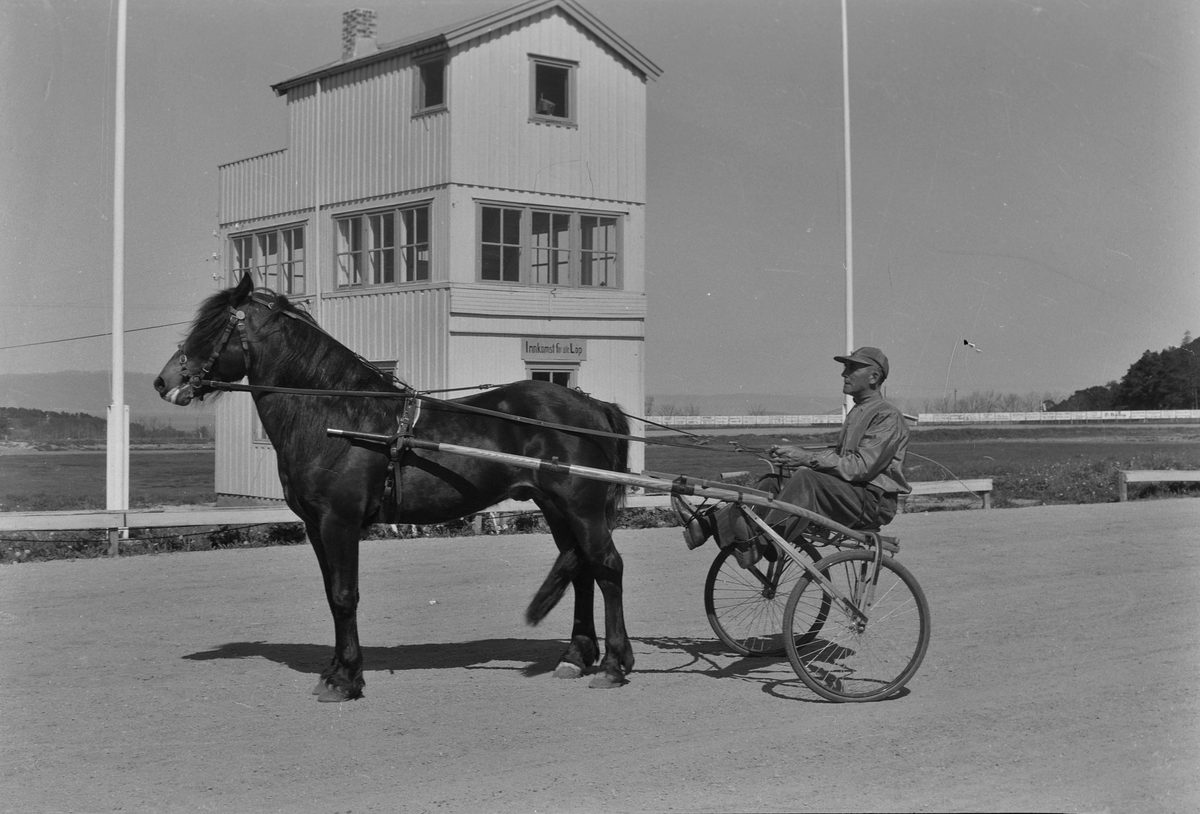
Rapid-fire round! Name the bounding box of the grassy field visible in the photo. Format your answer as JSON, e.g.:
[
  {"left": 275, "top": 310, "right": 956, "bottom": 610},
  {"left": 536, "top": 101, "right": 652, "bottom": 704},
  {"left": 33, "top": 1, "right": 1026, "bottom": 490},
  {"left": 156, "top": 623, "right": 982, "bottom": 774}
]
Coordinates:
[
  {"left": 0, "top": 449, "right": 216, "bottom": 512},
  {"left": 3, "top": 426, "right": 1200, "bottom": 513},
  {"left": 649, "top": 425, "right": 1200, "bottom": 505},
  {"left": 2, "top": 425, "right": 1198, "bottom": 562}
]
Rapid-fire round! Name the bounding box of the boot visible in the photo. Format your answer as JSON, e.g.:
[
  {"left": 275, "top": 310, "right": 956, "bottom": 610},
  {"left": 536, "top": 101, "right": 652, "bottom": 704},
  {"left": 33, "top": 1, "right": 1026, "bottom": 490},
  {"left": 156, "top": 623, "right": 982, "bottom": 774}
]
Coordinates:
[
  {"left": 733, "top": 541, "right": 763, "bottom": 569},
  {"left": 671, "top": 493, "right": 714, "bottom": 550}
]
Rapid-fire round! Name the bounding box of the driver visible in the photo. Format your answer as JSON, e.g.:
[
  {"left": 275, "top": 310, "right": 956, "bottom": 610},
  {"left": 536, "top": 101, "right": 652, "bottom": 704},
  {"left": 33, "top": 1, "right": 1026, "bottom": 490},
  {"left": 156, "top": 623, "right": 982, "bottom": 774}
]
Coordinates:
[{"left": 672, "top": 347, "right": 911, "bottom": 567}]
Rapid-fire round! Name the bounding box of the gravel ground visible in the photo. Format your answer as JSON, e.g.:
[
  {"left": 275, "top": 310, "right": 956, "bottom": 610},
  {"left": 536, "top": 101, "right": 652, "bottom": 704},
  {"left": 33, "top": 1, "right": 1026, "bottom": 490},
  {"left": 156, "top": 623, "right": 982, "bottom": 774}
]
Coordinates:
[{"left": 1, "top": 499, "right": 1197, "bottom": 813}]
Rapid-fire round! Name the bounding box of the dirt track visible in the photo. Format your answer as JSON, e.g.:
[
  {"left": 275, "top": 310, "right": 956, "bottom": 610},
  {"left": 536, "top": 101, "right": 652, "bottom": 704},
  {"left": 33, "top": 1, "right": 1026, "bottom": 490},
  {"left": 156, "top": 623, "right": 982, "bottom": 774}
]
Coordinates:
[{"left": 2, "top": 499, "right": 1198, "bottom": 813}]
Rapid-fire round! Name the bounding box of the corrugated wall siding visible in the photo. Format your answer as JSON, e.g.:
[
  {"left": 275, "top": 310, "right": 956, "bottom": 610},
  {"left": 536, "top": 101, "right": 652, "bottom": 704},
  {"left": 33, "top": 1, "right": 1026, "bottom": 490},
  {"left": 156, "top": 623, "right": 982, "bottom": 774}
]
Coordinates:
[
  {"left": 220, "top": 150, "right": 294, "bottom": 224},
  {"left": 221, "top": 12, "right": 647, "bottom": 223},
  {"left": 220, "top": 57, "right": 452, "bottom": 225},
  {"left": 450, "top": 11, "right": 647, "bottom": 202},
  {"left": 316, "top": 286, "right": 452, "bottom": 391},
  {"left": 215, "top": 393, "right": 286, "bottom": 502},
  {"left": 316, "top": 58, "right": 451, "bottom": 205},
  {"left": 450, "top": 284, "right": 646, "bottom": 320}
]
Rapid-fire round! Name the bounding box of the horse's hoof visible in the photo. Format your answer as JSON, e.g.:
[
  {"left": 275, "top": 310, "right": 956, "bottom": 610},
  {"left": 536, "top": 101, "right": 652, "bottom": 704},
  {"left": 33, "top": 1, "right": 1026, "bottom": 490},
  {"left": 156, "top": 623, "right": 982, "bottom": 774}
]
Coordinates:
[
  {"left": 312, "top": 679, "right": 331, "bottom": 696},
  {"left": 588, "top": 672, "right": 627, "bottom": 689},
  {"left": 316, "top": 685, "right": 360, "bottom": 702},
  {"left": 552, "top": 662, "right": 584, "bottom": 680}
]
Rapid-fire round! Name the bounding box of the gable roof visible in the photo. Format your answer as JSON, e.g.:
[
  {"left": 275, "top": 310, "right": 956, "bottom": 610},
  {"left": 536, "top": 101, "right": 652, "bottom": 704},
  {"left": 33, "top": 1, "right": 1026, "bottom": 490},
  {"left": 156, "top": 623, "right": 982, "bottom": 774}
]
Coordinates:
[{"left": 271, "top": 0, "right": 662, "bottom": 96}]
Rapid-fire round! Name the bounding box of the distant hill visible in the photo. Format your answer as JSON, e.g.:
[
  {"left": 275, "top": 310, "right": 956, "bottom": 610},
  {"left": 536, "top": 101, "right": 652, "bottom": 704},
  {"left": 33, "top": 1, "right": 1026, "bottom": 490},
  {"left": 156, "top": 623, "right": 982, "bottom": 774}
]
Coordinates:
[
  {"left": 648, "top": 392, "right": 842, "bottom": 416},
  {"left": 0, "top": 373, "right": 838, "bottom": 427},
  {"left": 0, "top": 371, "right": 216, "bottom": 431}
]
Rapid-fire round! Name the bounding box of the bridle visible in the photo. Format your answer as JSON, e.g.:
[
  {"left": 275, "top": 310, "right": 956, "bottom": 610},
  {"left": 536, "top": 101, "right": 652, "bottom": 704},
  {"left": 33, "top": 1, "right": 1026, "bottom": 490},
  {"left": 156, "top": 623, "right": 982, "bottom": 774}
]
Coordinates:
[{"left": 178, "top": 292, "right": 304, "bottom": 391}]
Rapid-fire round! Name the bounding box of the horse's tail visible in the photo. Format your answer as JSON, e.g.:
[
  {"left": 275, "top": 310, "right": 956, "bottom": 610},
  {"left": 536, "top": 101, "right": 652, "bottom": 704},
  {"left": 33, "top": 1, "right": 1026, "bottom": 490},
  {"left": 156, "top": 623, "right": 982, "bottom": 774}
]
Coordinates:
[
  {"left": 600, "top": 400, "right": 630, "bottom": 527},
  {"left": 526, "top": 547, "right": 579, "bottom": 625}
]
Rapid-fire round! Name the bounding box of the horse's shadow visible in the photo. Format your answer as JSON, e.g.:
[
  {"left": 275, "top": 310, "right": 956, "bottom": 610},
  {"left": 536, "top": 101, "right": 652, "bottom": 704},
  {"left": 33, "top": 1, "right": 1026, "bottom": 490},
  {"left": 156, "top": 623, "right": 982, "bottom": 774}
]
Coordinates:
[
  {"left": 183, "top": 635, "right": 780, "bottom": 681},
  {"left": 183, "top": 637, "right": 568, "bottom": 679},
  {"left": 181, "top": 634, "right": 909, "bottom": 702}
]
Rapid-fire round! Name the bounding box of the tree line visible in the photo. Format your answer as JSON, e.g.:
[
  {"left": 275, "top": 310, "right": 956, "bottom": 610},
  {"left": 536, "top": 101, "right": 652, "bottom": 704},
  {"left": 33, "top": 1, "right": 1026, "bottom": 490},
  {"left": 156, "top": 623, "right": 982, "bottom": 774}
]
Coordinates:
[
  {"left": 1050, "top": 332, "right": 1199, "bottom": 411},
  {"left": 0, "top": 408, "right": 211, "bottom": 444}
]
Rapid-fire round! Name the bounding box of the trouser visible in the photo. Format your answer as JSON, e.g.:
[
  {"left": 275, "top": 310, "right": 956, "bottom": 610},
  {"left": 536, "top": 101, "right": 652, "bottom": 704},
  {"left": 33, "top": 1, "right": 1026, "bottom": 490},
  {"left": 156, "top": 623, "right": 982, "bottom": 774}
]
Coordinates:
[{"left": 713, "top": 468, "right": 897, "bottom": 548}]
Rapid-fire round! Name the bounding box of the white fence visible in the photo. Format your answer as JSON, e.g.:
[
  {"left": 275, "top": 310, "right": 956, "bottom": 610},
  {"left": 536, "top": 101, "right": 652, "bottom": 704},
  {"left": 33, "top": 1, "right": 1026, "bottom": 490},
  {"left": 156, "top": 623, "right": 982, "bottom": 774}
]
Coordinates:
[{"left": 648, "top": 409, "right": 1200, "bottom": 429}]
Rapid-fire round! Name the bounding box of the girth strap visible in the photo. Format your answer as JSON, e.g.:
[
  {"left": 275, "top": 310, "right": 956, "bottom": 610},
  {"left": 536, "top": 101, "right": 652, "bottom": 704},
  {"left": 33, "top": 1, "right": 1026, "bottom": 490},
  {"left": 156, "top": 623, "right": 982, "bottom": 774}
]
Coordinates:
[{"left": 379, "top": 392, "right": 421, "bottom": 523}]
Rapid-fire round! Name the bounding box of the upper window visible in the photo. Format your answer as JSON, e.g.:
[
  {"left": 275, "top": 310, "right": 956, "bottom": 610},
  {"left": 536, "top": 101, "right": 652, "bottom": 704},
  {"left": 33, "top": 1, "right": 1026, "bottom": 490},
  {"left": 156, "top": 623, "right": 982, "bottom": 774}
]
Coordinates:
[
  {"left": 530, "top": 56, "right": 576, "bottom": 126},
  {"left": 478, "top": 204, "right": 620, "bottom": 289},
  {"left": 230, "top": 225, "right": 305, "bottom": 295},
  {"left": 336, "top": 204, "right": 430, "bottom": 289},
  {"left": 415, "top": 56, "right": 446, "bottom": 113}
]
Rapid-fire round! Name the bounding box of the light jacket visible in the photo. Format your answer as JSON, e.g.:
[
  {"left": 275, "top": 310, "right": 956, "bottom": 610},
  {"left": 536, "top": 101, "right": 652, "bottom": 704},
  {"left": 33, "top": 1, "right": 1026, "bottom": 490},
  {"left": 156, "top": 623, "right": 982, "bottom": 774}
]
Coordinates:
[{"left": 810, "top": 392, "right": 911, "bottom": 495}]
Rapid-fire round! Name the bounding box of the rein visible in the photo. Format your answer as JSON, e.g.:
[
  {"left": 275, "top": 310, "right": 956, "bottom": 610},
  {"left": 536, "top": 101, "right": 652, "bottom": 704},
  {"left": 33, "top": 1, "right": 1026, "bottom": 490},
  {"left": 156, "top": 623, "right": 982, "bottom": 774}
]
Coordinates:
[{"left": 200, "top": 379, "right": 715, "bottom": 452}]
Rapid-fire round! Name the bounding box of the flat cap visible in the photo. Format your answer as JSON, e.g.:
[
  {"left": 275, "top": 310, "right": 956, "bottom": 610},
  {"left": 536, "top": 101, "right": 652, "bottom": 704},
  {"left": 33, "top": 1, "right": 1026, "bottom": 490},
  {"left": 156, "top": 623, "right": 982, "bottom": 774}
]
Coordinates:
[{"left": 834, "top": 346, "right": 889, "bottom": 380}]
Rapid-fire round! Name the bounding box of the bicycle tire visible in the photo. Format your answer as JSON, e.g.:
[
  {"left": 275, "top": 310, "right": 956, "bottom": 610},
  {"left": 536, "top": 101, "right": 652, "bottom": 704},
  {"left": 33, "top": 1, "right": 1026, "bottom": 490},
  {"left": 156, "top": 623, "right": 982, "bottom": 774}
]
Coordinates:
[
  {"left": 704, "top": 539, "right": 829, "bottom": 657},
  {"left": 783, "top": 549, "right": 930, "bottom": 702}
]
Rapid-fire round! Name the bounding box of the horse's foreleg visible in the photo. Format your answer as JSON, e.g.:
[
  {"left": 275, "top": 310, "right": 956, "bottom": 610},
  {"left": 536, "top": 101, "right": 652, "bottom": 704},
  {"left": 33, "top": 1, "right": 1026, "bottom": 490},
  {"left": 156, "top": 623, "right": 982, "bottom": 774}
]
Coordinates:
[
  {"left": 303, "top": 520, "right": 340, "bottom": 696},
  {"left": 310, "top": 515, "right": 365, "bottom": 702}
]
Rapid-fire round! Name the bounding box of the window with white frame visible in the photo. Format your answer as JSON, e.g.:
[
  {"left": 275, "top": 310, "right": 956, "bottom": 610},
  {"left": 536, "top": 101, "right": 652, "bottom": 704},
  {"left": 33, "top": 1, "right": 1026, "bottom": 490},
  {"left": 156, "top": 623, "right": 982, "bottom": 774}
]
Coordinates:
[
  {"left": 530, "top": 56, "right": 576, "bottom": 125},
  {"left": 479, "top": 204, "right": 620, "bottom": 288},
  {"left": 230, "top": 225, "right": 306, "bottom": 295},
  {"left": 415, "top": 56, "right": 446, "bottom": 113},
  {"left": 528, "top": 365, "right": 577, "bottom": 388},
  {"left": 580, "top": 215, "right": 619, "bottom": 288},
  {"left": 336, "top": 204, "right": 430, "bottom": 289}
]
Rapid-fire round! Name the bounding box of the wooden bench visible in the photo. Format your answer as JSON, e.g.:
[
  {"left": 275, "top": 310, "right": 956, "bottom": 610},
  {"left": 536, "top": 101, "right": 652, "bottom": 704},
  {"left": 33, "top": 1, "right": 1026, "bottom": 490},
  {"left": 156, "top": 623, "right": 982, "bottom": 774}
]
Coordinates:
[
  {"left": 1117, "top": 470, "right": 1200, "bottom": 502},
  {"left": 900, "top": 478, "right": 994, "bottom": 511}
]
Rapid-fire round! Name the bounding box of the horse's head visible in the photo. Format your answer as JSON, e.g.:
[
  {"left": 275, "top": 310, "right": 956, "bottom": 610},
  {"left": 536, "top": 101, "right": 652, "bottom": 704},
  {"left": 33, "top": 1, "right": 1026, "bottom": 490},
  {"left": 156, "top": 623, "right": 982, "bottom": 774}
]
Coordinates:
[{"left": 154, "top": 274, "right": 264, "bottom": 405}]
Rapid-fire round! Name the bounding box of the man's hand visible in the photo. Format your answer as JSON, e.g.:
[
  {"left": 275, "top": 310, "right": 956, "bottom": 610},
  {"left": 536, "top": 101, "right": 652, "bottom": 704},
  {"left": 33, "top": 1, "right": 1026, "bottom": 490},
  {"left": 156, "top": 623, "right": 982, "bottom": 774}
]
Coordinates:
[{"left": 768, "top": 444, "right": 817, "bottom": 468}]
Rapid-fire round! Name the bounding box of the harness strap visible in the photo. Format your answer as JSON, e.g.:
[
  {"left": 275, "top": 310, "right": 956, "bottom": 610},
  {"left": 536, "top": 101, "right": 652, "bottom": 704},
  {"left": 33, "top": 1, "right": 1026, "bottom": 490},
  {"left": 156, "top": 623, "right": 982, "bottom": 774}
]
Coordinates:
[
  {"left": 380, "top": 392, "right": 421, "bottom": 521},
  {"left": 191, "top": 310, "right": 244, "bottom": 389}
]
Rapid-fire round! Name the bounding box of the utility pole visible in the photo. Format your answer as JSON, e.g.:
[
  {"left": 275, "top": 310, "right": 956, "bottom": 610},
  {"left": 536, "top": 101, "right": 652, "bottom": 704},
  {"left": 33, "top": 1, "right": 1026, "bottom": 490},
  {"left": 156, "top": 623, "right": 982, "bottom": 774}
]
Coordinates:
[
  {"left": 841, "top": 0, "right": 854, "bottom": 416},
  {"left": 106, "top": 0, "right": 129, "bottom": 555}
]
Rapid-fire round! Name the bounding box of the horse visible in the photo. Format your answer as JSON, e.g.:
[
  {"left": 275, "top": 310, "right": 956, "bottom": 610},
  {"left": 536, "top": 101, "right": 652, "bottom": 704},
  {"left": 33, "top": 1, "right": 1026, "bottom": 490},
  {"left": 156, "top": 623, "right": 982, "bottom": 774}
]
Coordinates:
[{"left": 154, "top": 275, "right": 634, "bottom": 701}]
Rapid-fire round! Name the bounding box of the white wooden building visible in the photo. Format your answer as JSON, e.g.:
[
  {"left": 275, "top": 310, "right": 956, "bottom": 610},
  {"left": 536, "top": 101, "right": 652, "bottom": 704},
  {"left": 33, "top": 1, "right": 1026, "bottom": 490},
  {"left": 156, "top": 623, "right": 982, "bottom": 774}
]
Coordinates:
[{"left": 214, "top": 0, "right": 660, "bottom": 504}]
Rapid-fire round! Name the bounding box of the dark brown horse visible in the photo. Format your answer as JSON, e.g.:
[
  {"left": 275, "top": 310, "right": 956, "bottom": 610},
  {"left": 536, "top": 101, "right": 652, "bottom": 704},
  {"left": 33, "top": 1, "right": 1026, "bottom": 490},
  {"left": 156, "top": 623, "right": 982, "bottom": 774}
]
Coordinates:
[{"left": 154, "top": 275, "right": 634, "bottom": 701}]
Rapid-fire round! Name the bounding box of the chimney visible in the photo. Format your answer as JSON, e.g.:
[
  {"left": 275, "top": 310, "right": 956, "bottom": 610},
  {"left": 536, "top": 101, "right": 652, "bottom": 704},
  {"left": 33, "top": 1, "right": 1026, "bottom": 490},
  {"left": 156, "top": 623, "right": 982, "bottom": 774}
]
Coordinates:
[{"left": 342, "top": 9, "right": 378, "bottom": 61}]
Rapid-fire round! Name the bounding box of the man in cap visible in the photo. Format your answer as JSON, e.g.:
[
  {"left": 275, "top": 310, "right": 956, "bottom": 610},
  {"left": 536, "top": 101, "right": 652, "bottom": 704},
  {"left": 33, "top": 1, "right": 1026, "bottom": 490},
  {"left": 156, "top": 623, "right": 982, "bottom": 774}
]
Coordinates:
[{"left": 673, "top": 347, "right": 910, "bottom": 564}]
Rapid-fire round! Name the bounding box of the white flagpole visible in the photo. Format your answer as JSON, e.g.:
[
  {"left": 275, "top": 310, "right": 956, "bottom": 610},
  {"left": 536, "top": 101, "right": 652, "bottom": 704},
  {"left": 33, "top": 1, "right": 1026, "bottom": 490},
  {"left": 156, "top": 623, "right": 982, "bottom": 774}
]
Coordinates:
[
  {"left": 841, "top": 0, "right": 854, "bottom": 415},
  {"left": 107, "top": 0, "right": 129, "bottom": 529}
]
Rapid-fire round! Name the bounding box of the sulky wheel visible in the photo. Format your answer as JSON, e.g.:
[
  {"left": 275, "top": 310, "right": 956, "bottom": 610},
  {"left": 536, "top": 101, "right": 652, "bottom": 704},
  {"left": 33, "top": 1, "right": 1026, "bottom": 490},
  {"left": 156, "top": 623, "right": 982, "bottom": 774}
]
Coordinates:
[
  {"left": 704, "top": 538, "right": 829, "bottom": 657},
  {"left": 783, "top": 549, "right": 930, "bottom": 702}
]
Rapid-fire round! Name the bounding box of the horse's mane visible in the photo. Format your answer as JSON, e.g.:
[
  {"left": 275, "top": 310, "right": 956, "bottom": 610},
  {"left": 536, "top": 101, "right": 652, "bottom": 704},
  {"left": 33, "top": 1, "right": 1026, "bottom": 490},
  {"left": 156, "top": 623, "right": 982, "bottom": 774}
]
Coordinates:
[{"left": 187, "top": 285, "right": 247, "bottom": 359}]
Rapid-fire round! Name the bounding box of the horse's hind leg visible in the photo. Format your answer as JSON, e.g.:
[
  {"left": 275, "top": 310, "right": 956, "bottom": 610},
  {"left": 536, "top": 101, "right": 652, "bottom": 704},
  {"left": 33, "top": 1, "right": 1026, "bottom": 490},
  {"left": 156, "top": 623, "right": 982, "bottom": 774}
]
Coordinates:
[
  {"left": 540, "top": 503, "right": 632, "bottom": 688},
  {"left": 534, "top": 513, "right": 600, "bottom": 679},
  {"left": 583, "top": 523, "right": 634, "bottom": 689}
]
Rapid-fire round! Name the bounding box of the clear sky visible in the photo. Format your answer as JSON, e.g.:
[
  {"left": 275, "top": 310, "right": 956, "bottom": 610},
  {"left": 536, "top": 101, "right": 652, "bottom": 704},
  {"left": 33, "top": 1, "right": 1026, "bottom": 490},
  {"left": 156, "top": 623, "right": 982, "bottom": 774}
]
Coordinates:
[{"left": 2, "top": 0, "right": 1197, "bottom": 410}]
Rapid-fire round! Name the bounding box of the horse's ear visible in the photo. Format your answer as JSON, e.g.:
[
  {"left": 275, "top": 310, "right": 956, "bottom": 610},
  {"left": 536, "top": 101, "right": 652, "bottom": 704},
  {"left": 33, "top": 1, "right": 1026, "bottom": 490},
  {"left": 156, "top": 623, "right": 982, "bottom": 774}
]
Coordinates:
[{"left": 232, "top": 273, "right": 254, "bottom": 302}]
